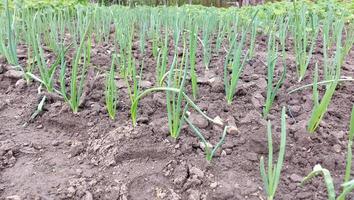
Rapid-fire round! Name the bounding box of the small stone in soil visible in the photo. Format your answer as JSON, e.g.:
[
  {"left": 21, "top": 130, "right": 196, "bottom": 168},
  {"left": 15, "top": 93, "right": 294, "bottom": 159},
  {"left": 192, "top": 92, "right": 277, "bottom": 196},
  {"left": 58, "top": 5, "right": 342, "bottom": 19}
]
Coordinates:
[
  {"left": 75, "top": 169, "right": 83, "bottom": 175},
  {"left": 84, "top": 191, "right": 93, "bottom": 200},
  {"left": 69, "top": 142, "right": 85, "bottom": 157},
  {"left": 244, "top": 152, "right": 258, "bottom": 161},
  {"left": 226, "top": 126, "right": 239, "bottom": 135},
  {"left": 213, "top": 116, "right": 224, "bottom": 126},
  {"left": 36, "top": 124, "right": 43, "bottom": 129},
  {"left": 210, "top": 182, "right": 218, "bottom": 189},
  {"left": 189, "top": 112, "right": 209, "bottom": 129},
  {"left": 115, "top": 79, "right": 126, "bottom": 89},
  {"left": 188, "top": 189, "right": 200, "bottom": 200},
  {"left": 221, "top": 150, "right": 227, "bottom": 157},
  {"left": 251, "top": 92, "right": 264, "bottom": 109},
  {"left": 4, "top": 70, "right": 24, "bottom": 79},
  {"left": 5, "top": 195, "right": 21, "bottom": 200},
  {"left": 199, "top": 142, "right": 213, "bottom": 151},
  {"left": 52, "top": 140, "right": 60, "bottom": 146},
  {"left": 290, "top": 105, "right": 302, "bottom": 117},
  {"left": 139, "top": 80, "right": 153, "bottom": 88},
  {"left": 137, "top": 116, "right": 149, "bottom": 124},
  {"left": 67, "top": 186, "right": 76, "bottom": 194},
  {"left": 289, "top": 174, "right": 303, "bottom": 182},
  {"left": 15, "top": 79, "right": 26, "bottom": 89},
  {"left": 189, "top": 166, "right": 204, "bottom": 179},
  {"left": 333, "top": 144, "right": 341, "bottom": 153},
  {"left": 241, "top": 180, "right": 258, "bottom": 195},
  {"left": 225, "top": 148, "right": 232, "bottom": 155},
  {"left": 333, "top": 131, "right": 344, "bottom": 140},
  {"left": 256, "top": 77, "right": 267, "bottom": 90},
  {"left": 296, "top": 192, "right": 312, "bottom": 199}
]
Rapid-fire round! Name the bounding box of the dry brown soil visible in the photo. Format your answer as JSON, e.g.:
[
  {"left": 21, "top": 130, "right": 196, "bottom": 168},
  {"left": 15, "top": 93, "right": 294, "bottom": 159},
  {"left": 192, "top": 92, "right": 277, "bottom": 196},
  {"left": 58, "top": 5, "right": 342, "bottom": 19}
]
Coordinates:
[{"left": 0, "top": 34, "right": 353, "bottom": 199}]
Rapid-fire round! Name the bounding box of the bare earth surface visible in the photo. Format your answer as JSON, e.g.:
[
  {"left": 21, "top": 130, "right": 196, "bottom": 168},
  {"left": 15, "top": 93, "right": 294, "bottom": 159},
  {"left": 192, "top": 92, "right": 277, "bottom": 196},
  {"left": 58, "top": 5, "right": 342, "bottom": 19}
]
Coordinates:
[{"left": 0, "top": 34, "right": 353, "bottom": 199}]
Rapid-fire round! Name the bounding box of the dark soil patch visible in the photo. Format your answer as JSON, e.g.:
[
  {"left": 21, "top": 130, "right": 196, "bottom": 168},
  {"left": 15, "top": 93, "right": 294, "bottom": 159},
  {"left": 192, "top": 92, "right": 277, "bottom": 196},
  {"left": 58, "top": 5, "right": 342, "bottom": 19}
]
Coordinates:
[{"left": 0, "top": 33, "right": 353, "bottom": 200}]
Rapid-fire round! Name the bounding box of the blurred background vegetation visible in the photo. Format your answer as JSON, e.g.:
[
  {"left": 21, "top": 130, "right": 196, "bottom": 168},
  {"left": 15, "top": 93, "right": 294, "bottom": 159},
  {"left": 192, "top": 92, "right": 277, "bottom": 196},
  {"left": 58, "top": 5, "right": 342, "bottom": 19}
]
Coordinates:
[
  {"left": 1, "top": 0, "right": 265, "bottom": 8},
  {"left": 92, "top": 0, "right": 265, "bottom": 7},
  {"left": 1, "top": 0, "right": 353, "bottom": 11}
]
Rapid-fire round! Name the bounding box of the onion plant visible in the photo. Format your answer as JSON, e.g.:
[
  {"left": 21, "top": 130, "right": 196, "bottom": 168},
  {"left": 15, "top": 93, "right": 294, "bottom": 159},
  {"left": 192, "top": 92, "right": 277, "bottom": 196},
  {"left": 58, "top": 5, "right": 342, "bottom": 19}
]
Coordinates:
[
  {"left": 44, "top": 9, "right": 66, "bottom": 55},
  {"left": 114, "top": 21, "right": 134, "bottom": 77},
  {"left": 166, "top": 36, "right": 192, "bottom": 138},
  {"left": 292, "top": 4, "right": 319, "bottom": 82},
  {"left": 215, "top": 19, "right": 226, "bottom": 56},
  {"left": 92, "top": 6, "right": 112, "bottom": 44},
  {"left": 138, "top": 21, "right": 147, "bottom": 55},
  {"left": 131, "top": 33, "right": 222, "bottom": 136},
  {"left": 29, "top": 96, "right": 47, "bottom": 121},
  {"left": 223, "top": 11, "right": 258, "bottom": 104},
  {"left": 301, "top": 106, "right": 354, "bottom": 200},
  {"left": 185, "top": 117, "right": 229, "bottom": 162},
  {"left": 26, "top": 27, "right": 69, "bottom": 93},
  {"left": 156, "top": 29, "right": 169, "bottom": 86},
  {"left": 263, "top": 19, "right": 287, "bottom": 118},
  {"left": 223, "top": 26, "right": 248, "bottom": 105},
  {"left": 307, "top": 23, "right": 353, "bottom": 133},
  {"left": 165, "top": 56, "right": 189, "bottom": 138},
  {"left": 162, "top": 30, "right": 189, "bottom": 138},
  {"left": 343, "top": 105, "right": 354, "bottom": 196},
  {"left": 105, "top": 54, "right": 118, "bottom": 120},
  {"left": 189, "top": 20, "right": 198, "bottom": 99},
  {"left": 59, "top": 19, "right": 92, "bottom": 114},
  {"left": 126, "top": 58, "right": 143, "bottom": 125},
  {"left": 248, "top": 12, "right": 259, "bottom": 59},
  {"left": 322, "top": 5, "right": 337, "bottom": 82},
  {"left": 260, "top": 106, "right": 287, "bottom": 200},
  {"left": 131, "top": 37, "right": 222, "bottom": 137},
  {"left": 200, "top": 14, "right": 213, "bottom": 70},
  {"left": 0, "top": 0, "right": 18, "bottom": 66},
  {"left": 149, "top": 10, "right": 162, "bottom": 59}
]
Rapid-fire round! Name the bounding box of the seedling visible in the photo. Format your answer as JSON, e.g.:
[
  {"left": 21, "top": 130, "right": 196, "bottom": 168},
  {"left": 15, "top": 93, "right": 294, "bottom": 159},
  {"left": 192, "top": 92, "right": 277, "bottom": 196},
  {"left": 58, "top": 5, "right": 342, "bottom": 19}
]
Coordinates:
[
  {"left": 0, "top": 0, "right": 18, "bottom": 66},
  {"left": 223, "top": 27, "right": 248, "bottom": 104},
  {"left": 307, "top": 20, "right": 353, "bottom": 133},
  {"left": 59, "top": 20, "right": 92, "bottom": 113},
  {"left": 105, "top": 54, "right": 118, "bottom": 120},
  {"left": 26, "top": 37, "right": 69, "bottom": 93},
  {"left": 126, "top": 58, "right": 143, "bottom": 125},
  {"left": 301, "top": 106, "right": 354, "bottom": 200},
  {"left": 185, "top": 117, "right": 228, "bottom": 162},
  {"left": 292, "top": 4, "right": 319, "bottom": 82},
  {"left": 260, "top": 106, "right": 287, "bottom": 200},
  {"left": 263, "top": 27, "right": 286, "bottom": 118},
  {"left": 156, "top": 29, "right": 169, "bottom": 86},
  {"left": 189, "top": 21, "right": 198, "bottom": 99}
]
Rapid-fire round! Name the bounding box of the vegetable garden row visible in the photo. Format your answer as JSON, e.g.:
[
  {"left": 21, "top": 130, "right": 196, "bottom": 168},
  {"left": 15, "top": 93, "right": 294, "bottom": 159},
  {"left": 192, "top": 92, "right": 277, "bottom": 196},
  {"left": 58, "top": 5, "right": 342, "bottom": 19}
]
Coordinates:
[{"left": 0, "top": 0, "right": 354, "bottom": 199}]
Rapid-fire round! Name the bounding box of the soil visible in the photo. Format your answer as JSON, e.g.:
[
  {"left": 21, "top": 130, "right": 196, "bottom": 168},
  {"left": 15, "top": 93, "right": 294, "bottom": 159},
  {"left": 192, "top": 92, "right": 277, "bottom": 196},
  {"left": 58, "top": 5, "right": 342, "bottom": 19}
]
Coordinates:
[{"left": 0, "top": 32, "right": 353, "bottom": 200}]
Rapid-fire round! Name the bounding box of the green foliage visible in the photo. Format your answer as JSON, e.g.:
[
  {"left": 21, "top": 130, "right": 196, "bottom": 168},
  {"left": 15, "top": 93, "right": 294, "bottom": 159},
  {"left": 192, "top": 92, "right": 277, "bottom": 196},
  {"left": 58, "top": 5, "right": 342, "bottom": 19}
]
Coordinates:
[
  {"left": 263, "top": 21, "right": 287, "bottom": 118},
  {"left": 292, "top": 2, "right": 319, "bottom": 82},
  {"left": 126, "top": 58, "right": 143, "bottom": 125},
  {"left": 105, "top": 55, "right": 118, "bottom": 120},
  {"left": 301, "top": 106, "right": 354, "bottom": 200},
  {"left": 307, "top": 21, "right": 353, "bottom": 133},
  {"left": 185, "top": 117, "right": 228, "bottom": 162},
  {"left": 260, "top": 107, "right": 287, "bottom": 200},
  {"left": 0, "top": 0, "right": 88, "bottom": 10},
  {"left": 59, "top": 12, "right": 92, "bottom": 113},
  {"left": 223, "top": 22, "right": 248, "bottom": 105},
  {"left": 189, "top": 19, "right": 198, "bottom": 99},
  {"left": 0, "top": 0, "right": 18, "bottom": 66},
  {"left": 302, "top": 107, "right": 354, "bottom": 200}
]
